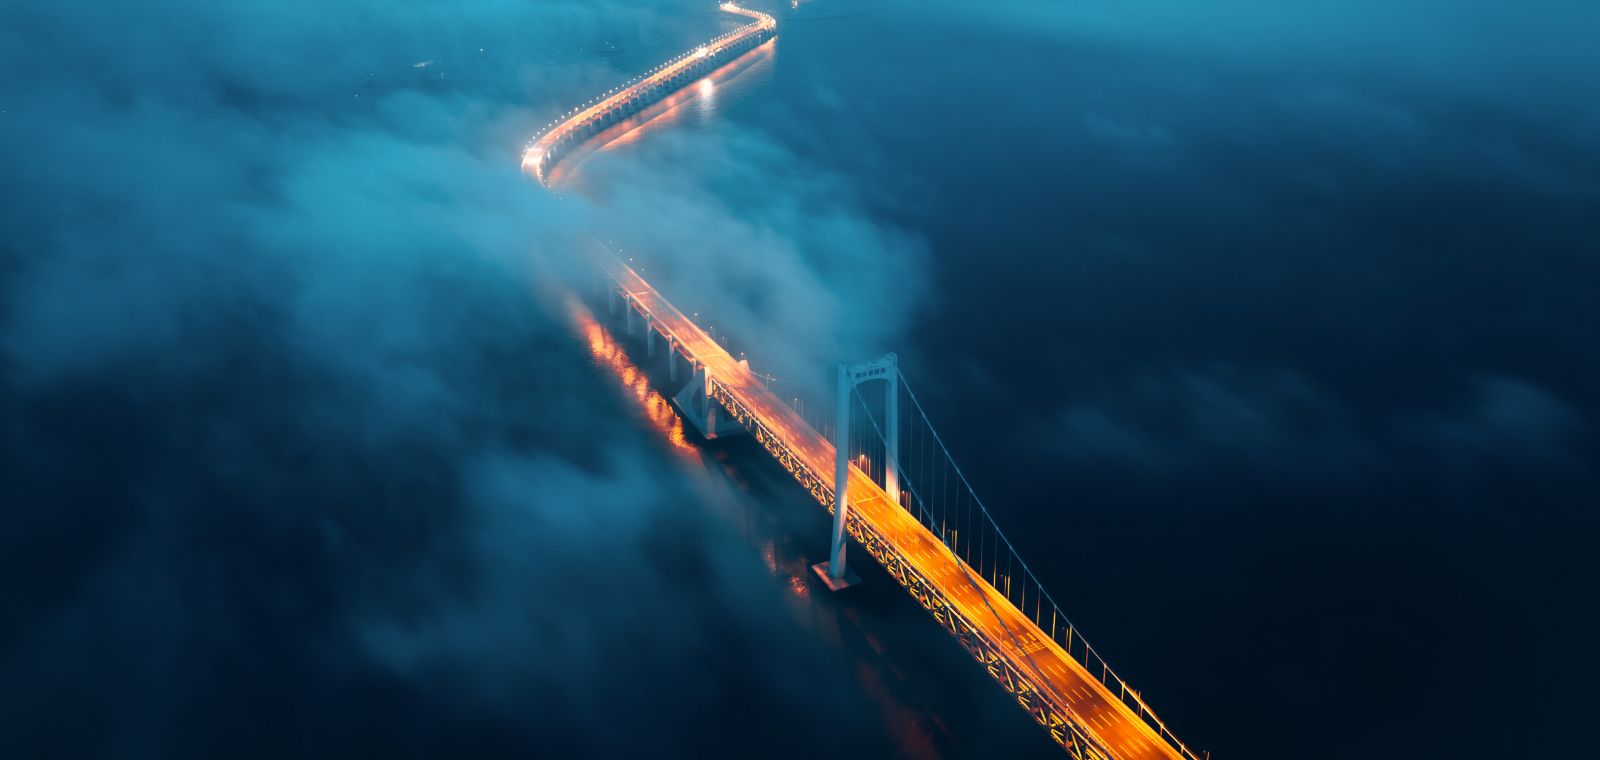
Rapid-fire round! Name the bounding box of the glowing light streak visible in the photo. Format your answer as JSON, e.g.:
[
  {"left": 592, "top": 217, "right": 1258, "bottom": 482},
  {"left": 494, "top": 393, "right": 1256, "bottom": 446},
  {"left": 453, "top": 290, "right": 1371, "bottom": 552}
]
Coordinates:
[
  {"left": 520, "top": 3, "right": 776, "bottom": 185},
  {"left": 522, "top": 4, "right": 1198, "bottom": 758},
  {"left": 597, "top": 255, "right": 1197, "bottom": 760}
]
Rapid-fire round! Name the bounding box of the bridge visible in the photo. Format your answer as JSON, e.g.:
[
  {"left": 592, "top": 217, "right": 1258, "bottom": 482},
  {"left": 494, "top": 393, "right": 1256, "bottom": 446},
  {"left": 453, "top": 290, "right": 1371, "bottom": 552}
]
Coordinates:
[
  {"left": 521, "top": 2, "right": 776, "bottom": 184},
  {"left": 595, "top": 249, "right": 1200, "bottom": 760},
  {"left": 523, "top": 5, "right": 1204, "bottom": 758}
]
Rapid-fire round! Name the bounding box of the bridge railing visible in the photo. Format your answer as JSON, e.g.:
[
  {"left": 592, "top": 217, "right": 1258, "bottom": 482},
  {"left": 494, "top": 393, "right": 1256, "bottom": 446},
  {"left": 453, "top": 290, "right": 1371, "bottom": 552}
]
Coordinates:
[
  {"left": 848, "top": 378, "right": 1205, "bottom": 760},
  {"left": 705, "top": 376, "right": 1125, "bottom": 760},
  {"left": 591, "top": 249, "right": 1202, "bottom": 758},
  {"left": 523, "top": 3, "right": 776, "bottom": 180}
]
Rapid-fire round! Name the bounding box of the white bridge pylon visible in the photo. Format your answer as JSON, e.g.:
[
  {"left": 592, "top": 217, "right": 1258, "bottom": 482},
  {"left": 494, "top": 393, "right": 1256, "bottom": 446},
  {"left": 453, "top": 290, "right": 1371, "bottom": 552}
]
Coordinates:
[
  {"left": 813, "top": 352, "right": 899, "bottom": 591},
  {"left": 589, "top": 252, "right": 1203, "bottom": 759}
]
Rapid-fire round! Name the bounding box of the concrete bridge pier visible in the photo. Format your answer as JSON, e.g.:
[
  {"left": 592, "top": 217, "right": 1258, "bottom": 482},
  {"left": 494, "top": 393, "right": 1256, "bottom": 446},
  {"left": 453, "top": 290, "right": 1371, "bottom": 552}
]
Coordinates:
[
  {"left": 670, "top": 365, "right": 746, "bottom": 441},
  {"left": 668, "top": 338, "right": 679, "bottom": 382},
  {"left": 704, "top": 370, "right": 719, "bottom": 436},
  {"left": 646, "top": 315, "right": 656, "bottom": 357}
]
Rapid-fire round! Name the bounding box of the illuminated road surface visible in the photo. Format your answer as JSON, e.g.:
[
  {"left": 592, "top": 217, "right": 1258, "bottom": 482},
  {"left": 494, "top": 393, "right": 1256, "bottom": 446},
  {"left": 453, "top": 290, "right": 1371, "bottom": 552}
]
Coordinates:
[
  {"left": 522, "top": 3, "right": 776, "bottom": 183},
  {"left": 604, "top": 257, "right": 1187, "bottom": 760},
  {"left": 542, "top": 38, "right": 777, "bottom": 188},
  {"left": 524, "top": 4, "right": 1193, "bottom": 757}
]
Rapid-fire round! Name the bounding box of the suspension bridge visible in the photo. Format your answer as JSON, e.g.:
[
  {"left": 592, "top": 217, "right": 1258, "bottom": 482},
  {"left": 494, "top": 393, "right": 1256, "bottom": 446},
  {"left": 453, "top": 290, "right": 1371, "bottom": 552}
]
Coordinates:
[
  {"left": 594, "top": 248, "right": 1199, "bottom": 760},
  {"left": 523, "top": 4, "right": 1204, "bottom": 757}
]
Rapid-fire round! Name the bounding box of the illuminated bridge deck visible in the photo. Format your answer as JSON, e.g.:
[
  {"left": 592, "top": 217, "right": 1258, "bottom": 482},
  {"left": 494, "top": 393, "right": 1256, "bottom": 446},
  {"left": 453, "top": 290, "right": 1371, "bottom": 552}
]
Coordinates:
[
  {"left": 522, "top": 3, "right": 776, "bottom": 184},
  {"left": 602, "top": 257, "right": 1194, "bottom": 760}
]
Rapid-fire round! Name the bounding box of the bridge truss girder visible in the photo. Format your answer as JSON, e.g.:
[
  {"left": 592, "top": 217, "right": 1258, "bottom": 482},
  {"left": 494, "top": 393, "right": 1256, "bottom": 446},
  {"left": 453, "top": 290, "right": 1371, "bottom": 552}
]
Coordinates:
[{"left": 707, "top": 379, "right": 1117, "bottom": 760}]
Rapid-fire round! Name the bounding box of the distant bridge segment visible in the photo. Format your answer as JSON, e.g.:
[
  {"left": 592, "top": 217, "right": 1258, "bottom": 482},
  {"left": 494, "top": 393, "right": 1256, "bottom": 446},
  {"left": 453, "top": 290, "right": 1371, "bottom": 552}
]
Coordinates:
[{"left": 522, "top": 3, "right": 777, "bottom": 184}]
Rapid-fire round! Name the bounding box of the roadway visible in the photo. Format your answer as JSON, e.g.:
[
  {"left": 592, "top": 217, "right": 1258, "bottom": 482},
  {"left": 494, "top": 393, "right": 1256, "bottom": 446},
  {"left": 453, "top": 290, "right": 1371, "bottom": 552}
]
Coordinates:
[
  {"left": 523, "top": 2, "right": 776, "bottom": 182},
  {"left": 603, "top": 256, "right": 1186, "bottom": 760}
]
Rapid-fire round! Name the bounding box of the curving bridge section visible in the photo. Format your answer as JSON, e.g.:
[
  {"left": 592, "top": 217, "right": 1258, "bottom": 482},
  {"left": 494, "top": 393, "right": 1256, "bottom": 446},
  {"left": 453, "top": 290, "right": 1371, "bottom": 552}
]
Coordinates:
[
  {"left": 522, "top": 3, "right": 776, "bottom": 184},
  {"left": 523, "top": 4, "right": 1203, "bottom": 757}
]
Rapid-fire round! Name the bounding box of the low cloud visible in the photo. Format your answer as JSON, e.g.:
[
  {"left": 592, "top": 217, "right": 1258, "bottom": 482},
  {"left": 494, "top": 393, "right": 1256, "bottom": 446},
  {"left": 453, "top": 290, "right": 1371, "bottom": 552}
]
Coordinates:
[
  {"left": 1402, "top": 375, "right": 1589, "bottom": 473},
  {"left": 1049, "top": 364, "right": 1370, "bottom": 479},
  {"left": 0, "top": 0, "right": 913, "bottom": 756},
  {"left": 572, "top": 119, "right": 929, "bottom": 401}
]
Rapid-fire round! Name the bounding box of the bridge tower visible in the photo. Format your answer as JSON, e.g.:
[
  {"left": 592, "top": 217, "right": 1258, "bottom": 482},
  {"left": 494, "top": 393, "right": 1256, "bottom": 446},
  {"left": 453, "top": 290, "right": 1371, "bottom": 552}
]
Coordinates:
[{"left": 813, "top": 352, "right": 899, "bottom": 592}]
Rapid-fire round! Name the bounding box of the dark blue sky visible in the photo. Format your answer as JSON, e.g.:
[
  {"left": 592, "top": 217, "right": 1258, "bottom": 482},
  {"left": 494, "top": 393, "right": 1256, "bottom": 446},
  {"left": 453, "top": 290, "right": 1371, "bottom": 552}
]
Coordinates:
[{"left": 3, "top": 0, "right": 1597, "bottom": 757}]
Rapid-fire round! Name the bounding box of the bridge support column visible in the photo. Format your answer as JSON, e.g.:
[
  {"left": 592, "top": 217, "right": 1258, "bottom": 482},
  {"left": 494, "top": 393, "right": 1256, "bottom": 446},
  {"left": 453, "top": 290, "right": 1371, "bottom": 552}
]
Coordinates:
[
  {"left": 669, "top": 363, "right": 745, "bottom": 441},
  {"left": 626, "top": 298, "right": 635, "bottom": 335},
  {"left": 646, "top": 316, "right": 656, "bottom": 357},
  {"left": 704, "top": 369, "right": 719, "bottom": 436},
  {"left": 812, "top": 362, "right": 861, "bottom": 592}
]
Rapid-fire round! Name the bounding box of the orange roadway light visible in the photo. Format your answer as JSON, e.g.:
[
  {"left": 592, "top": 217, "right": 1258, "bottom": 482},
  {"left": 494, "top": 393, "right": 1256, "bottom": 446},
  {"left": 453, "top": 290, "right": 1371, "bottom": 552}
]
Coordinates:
[
  {"left": 592, "top": 256, "right": 1192, "bottom": 760},
  {"left": 529, "top": 2, "right": 775, "bottom": 189}
]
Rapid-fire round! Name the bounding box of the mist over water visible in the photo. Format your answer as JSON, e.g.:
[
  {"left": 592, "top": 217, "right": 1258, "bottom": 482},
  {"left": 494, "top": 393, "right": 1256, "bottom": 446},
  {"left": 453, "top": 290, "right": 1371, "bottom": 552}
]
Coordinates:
[{"left": 2, "top": 0, "right": 1596, "bottom": 757}]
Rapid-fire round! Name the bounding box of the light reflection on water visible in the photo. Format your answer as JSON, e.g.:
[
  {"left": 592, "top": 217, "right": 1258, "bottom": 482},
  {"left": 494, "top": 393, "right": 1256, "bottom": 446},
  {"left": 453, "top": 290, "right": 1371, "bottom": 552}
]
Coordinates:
[{"left": 565, "top": 295, "right": 696, "bottom": 458}]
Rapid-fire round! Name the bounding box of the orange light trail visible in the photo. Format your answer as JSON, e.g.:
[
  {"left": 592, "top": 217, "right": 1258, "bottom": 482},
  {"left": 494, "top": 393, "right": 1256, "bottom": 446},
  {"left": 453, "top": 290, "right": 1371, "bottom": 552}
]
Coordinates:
[
  {"left": 525, "top": 3, "right": 1197, "bottom": 757},
  {"left": 522, "top": 2, "right": 777, "bottom": 185},
  {"left": 600, "top": 256, "right": 1195, "bottom": 760},
  {"left": 541, "top": 38, "right": 776, "bottom": 188}
]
